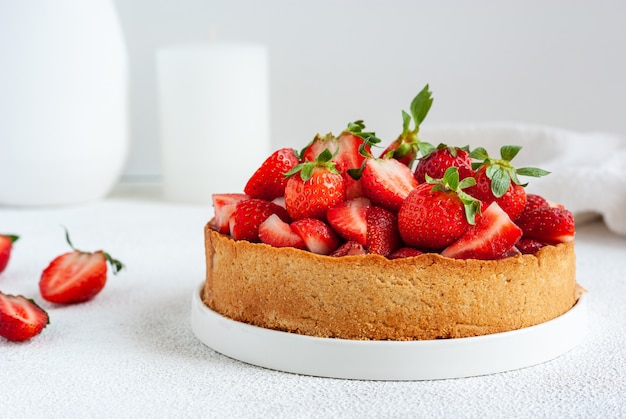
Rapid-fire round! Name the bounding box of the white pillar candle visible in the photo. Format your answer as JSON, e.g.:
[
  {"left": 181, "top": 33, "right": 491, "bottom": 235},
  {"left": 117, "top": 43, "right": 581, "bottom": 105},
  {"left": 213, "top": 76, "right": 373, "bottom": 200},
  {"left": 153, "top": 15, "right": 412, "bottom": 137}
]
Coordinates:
[{"left": 157, "top": 42, "right": 270, "bottom": 204}]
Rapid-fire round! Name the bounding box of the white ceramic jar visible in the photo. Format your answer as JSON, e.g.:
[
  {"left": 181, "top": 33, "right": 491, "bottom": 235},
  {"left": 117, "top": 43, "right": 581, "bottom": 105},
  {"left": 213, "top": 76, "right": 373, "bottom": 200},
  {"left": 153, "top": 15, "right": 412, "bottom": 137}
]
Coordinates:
[{"left": 0, "top": 0, "right": 128, "bottom": 206}]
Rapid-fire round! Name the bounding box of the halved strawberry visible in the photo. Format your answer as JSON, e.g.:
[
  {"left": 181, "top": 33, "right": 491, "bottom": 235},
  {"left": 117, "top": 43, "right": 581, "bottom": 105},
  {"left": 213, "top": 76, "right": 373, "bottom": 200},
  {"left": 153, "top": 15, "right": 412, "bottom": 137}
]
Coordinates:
[
  {"left": 211, "top": 193, "right": 250, "bottom": 234},
  {"left": 366, "top": 206, "right": 400, "bottom": 257},
  {"left": 413, "top": 144, "right": 473, "bottom": 183},
  {"left": 0, "top": 291, "right": 49, "bottom": 341},
  {"left": 360, "top": 157, "right": 417, "bottom": 212},
  {"left": 244, "top": 148, "right": 299, "bottom": 200},
  {"left": 326, "top": 197, "right": 371, "bottom": 245},
  {"left": 284, "top": 149, "right": 346, "bottom": 221},
  {"left": 229, "top": 199, "right": 290, "bottom": 242},
  {"left": 39, "top": 229, "right": 124, "bottom": 304},
  {"left": 258, "top": 214, "right": 305, "bottom": 249},
  {"left": 515, "top": 206, "right": 575, "bottom": 244},
  {"left": 441, "top": 202, "right": 523, "bottom": 260},
  {"left": 0, "top": 234, "right": 19, "bottom": 274},
  {"left": 291, "top": 218, "right": 341, "bottom": 255},
  {"left": 388, "top": 247, "right": 423, "bottom": 259},
  {"left": 331, "top": 241, "right": 368, "bottom": 257}
]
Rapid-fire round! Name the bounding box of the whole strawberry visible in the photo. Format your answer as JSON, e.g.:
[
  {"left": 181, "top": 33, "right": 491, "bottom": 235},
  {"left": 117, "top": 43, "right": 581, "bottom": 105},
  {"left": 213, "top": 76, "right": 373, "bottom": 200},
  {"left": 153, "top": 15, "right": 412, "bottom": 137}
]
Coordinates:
[
  {"left": 467, "top": 145, "right": 549, "bottom": 221},
  {"left": 379, "top": 84, "right": 435, "bottom": 167},
  {"left": 0, "top": 292, "right": 49, "bottom": 341},
  {"left": 0, "top": 234, "right": 19, "bottom": 274},
  {"left": 229, "top": 198, "right": 290, "bottom": 242},
  {"left": 398, "top": 167, "right": 481, "bottom": 250},
  {"left": 516, "top": 206, "right": 575, "bottom": 244},
  {"left": 413, "top": 144, "right": 473, "bottom": 183},
  {"left": 244, "top": 148, "right": 299, "bottom": 201},
  {"left": 39, "top": 229, "right": 124, "bottom": 304},
  {"left": 284, "top": 149, "right": 346, "bottom": 221}
]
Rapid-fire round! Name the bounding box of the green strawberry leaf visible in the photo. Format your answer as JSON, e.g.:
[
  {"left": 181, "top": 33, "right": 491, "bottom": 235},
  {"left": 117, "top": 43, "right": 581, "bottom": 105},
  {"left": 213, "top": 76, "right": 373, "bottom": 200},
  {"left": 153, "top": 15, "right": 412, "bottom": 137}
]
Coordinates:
[
  {"left": 489, "top": 168, "right": 511, "bottom": 198},
  {"left": 401, "top": 110, "right": 411, "bottom": 135},
  {"left": 4, "top": 234, "right": 19, "bottom": 243},
  {"left": 500, "top": 145, "right": 522, "bottom": 162},
  {"left": 469, "top": 147, "right": 490, "bottom": 161},
  {"left": 517, "top": 167, "right": 551, "bottom": 177},
  {"left": 410, "top": 84, "right": 433, "bottom": 127}
]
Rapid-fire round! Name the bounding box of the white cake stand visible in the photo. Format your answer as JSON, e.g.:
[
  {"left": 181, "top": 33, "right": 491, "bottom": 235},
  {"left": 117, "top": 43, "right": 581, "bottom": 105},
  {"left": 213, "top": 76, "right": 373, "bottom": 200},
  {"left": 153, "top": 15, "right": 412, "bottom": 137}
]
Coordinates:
[{"left": 191, "top": 283, "right": 587, "bottom": 380}]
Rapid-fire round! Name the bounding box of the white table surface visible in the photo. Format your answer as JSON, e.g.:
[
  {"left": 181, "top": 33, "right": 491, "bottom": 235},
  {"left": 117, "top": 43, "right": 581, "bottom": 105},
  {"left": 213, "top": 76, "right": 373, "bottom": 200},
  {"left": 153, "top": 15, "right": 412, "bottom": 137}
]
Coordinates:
[{"left": 1, "top": 185, "right": 625, "bottom": 418}]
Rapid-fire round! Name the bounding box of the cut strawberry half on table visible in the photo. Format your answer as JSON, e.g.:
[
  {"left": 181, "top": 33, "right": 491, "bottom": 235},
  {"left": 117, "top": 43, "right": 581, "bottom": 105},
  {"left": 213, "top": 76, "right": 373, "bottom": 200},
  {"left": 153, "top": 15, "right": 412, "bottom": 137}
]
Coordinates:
[
  {"left": 211, "top": 193, "right": 250, "bottom": 234},
  {"left": 39, "top": 229, "right": 124, "bottom": 304},
  {"left": 258, "top": 214, "right": 305, "bottom": 249},
  {"left": 0, "top": 291, "right": 49, "bottom": 342},
  {"left": 291, "top": 218, "right": 340, "bottom": 255},
  {"left": 441, "top": 202, "right": 523, "bottom": 260},
  {"left": 0, "top": 234, "right": 19, "bottom": 274},
  {"left": 326, "top": 197, "right": 371, "bottom": 245}
]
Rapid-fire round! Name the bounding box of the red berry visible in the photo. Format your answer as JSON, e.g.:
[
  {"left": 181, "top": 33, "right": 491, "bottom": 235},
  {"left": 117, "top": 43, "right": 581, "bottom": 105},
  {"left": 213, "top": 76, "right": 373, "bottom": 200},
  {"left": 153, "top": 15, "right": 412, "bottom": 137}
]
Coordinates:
[
  {"left": 0, "top": 234, "right": 19, "bottom": 274},
  {"left": 414, "top": 145, "right": 473, "bottom": 183},
  {"left": 515, "top": 206, "right": 575, "bottom": 244},
  {"left": 211, "top": 193, "right": 250, "bottom": 234},
  {"left": 258, "top": 214, "right": 305, "bottom": 249},
  {"left": 244, "top": 148, "right": 299, "bottom": 200},
  {"left": 360, "top": 157, "right": 417, "bottom": 212},
  {"left": 366, "top": 206, "right": 401, "bottom": 257},
  {"left": 229, "top": 199, "right": 290, "bottom": 242},
  {"left": 326, "top": 197, "right": 371, "bottom": 245},
  {"left": 291, "top": 218, "right": 341, "bottom": 255},
  {"left": 0, "top": 292, "right": 49, "bottom": 341}
]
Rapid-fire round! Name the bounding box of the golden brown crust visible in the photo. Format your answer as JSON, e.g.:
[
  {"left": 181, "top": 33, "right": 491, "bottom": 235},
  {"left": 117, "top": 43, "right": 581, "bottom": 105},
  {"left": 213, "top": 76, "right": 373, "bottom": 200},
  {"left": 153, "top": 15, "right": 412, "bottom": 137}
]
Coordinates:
[{"left": 203, "top": 223, "right": 579, "bottom": 340}]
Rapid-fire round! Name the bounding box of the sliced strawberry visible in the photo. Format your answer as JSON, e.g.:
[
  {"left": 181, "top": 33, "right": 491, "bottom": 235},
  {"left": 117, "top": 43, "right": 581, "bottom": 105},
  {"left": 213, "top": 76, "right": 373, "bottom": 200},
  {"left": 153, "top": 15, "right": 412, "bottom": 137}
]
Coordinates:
[
  {"left": 413, "top": 144, "right": 473, "bottom": 183},
  {"left": 326, "top": 197, "right": 371, "bottom": 245},
  {"left": 515, "top": 238, "right": 546, "bottom": 254},
  {"left": 441, "top": 202, "right": 523, "bottom": 260},
  {"left": 258, "top": 214, "right": 305, "bottom": 249},
  {"left": 331, "top": 241, "right": 368, "bottom": 257},
  {"left": 211, "top": 193, "right": 250, "bottom": 234},
  {"left": 284, "top": 150, "right": 346, "bottom": 221},
  {"left": 291, "top": 218, "right": 341, "bottom": 255},
  {"left": 515, "top": 206, "right": 575, "bottom": 244},
  {"left": 229, "top": 198, "right": 290, "bottom": 242},
  {"left": 0, "top": 292, "right": 49, "bottom": 341},
  {"left": 366, "top": 206, "right": 400, "bottom": 257},
  {"left": 0, "top": 234, "right": 19, "bottom": 274},
  {"left": 244, "top": 148, "right": 299, "bottom": 200},
  {"left": 39, "top": 229, "right": 124, "bottom": 305},
  {"left": 360, "top": 157, "right": 417, "bottom": 212},
  {"left": 388, "top": 247, "right": 424, "bottom": 259}
]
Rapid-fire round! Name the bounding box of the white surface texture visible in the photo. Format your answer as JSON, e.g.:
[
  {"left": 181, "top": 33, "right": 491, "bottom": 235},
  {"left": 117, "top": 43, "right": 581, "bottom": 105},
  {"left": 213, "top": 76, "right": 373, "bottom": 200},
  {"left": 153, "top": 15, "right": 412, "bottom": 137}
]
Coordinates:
[{"left": 0, "top": 198, "right": 625, "bottom": 417}]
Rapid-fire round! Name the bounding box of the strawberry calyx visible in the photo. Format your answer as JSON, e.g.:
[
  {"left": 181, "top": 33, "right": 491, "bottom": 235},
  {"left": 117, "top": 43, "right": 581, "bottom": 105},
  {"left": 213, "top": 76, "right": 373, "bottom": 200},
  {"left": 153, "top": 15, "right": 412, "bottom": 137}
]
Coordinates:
[
  {"left": 344, "top": 120, "right": 381, "bottom": 147},
  {"left": 2, "top": 234, "right": 19, "bottom": 243},
  {"left": 62, "top": 227, "right": 125, "bottom": 275},
  {"left": 470, "top": 145, "right": 550, "bottom": 198},
  {"left": 285, "top": 148, "right": 341, "bottom": 182},
  {"left": 425, "top": 167, "right": 481, "bottom": 225}
]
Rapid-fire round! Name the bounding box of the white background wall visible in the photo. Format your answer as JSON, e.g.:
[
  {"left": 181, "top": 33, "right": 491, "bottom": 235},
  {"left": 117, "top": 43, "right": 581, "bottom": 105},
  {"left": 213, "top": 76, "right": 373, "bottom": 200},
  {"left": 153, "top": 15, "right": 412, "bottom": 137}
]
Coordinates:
[{"left": 115, "top": 0, "right": 626, "bottom": 182}]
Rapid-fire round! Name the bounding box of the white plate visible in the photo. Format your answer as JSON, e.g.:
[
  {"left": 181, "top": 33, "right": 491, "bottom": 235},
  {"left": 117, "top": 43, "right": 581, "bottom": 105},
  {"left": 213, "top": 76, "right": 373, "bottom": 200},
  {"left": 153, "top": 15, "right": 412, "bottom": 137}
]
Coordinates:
[{"left": 191, "top": 283, "right": 587, "bottom": 380}]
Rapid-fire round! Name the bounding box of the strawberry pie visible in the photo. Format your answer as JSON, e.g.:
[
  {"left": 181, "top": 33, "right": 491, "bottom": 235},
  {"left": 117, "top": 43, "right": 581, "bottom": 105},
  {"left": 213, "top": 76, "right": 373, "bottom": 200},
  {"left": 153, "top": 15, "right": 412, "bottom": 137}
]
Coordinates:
[{"left": 202, "top": 85, "right": 583, "bottom": 340}]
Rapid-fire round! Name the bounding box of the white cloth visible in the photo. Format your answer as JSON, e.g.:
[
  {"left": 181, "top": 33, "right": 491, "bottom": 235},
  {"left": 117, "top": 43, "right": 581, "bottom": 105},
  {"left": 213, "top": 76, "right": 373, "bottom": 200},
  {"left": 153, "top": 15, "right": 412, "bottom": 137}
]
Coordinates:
[
  {"left": 0, "top": 199, "right": 625, "bottom": 417},
  {"left": 422, "top": 123, "right": 626, "bottom": 235}
]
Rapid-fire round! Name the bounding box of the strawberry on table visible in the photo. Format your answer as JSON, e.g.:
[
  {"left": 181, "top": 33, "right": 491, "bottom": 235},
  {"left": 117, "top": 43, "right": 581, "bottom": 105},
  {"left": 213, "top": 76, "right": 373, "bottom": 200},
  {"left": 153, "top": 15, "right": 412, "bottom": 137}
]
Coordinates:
[
  {"left": 515, "top": 206, "right": 575, "bottom": 244},
  {"left": 0, "top": 291, "right": 49, "bottom": 342},
  {"left": 441, "top": 202, "right": 523, "bottom": 260},
  {"left": 413, "top": 144, "right": 473, "bottom": 183},
  {"left": 0, "top": 234, "right": 19, "bottom": 274},
  {"left": 284, "top": 149, "right": 346, "bottom": 221},
  {"left": 229, "top": 198, "right": 291, "bottom": 242},
  {"left": 39, "top": 229, "right": 124, "bottom": 305},
  {"left": 244, "top": 148, "right": 299, "bottom": 201},
  {"left": 398, "top": 167, "right": 481, "bottom": 250},
  {"left": 467, "top": 145, "right": 549, "bottom": 221},
  {"left": 291, "top": 218, "right": 341, "bottom": 255},
  {"left": 379, "top": 84, "right": 435, "bottom": 167}
]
